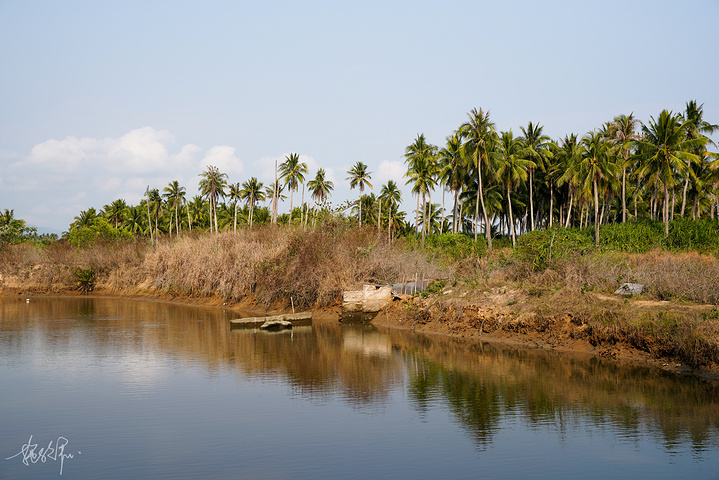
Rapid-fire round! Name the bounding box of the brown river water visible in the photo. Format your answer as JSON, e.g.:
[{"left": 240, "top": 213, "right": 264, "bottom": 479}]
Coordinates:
[{"left": 1, "top": 296, "right": 719, "bottom": 479}]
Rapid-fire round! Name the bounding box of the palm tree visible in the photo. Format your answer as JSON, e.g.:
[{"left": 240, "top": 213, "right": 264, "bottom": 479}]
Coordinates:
[
  {"left": 279, "top": 153, "right": 308, "bottom": 226},
  {"left": 380, "top": 180, "right": 402, "bottom": 239},
  {"left": 494, "top": 130, "right": 533, "bottom": 247},
  {"left": 405, "top": 145, "right": 438, "bottom": 244},
  {"left": 198, "top": 165, "right": 228, "bottom": 233},
  {"left": 460, "top": 108, "right": 496, "bottom": 247},
  {"left": 555, "top": 134, "right": 581, "bottom": 228},
  {"left": 605, "top": 114, "right": 641, "bottom": 223},
  {"left": 520, "top": 121, "right": 552, "bottom": 231},
  {"left": 346, "top": 161, "right": 373, "bottom": 226},
  {"left": 681, "top": 101, "right": 718, "bottom": 218},
  {"left": 104, "top": 199, "right": 127, "bottom": 229},
  {"left": 308, "top": 168, "right": 334, "bottom": 226},
  {"left": 147, "top": 188, "right": 163, "bottom": 238},
  {"left": 163, "top": 180, "right": 185, "bottom": 235},
  {"left": 227, "top": 182, "right": 242, "bottom": 232},
  {"left": 308, "top": 168, "right": 334, "bottom": 205},
  {"left": 438, "top": 131, "right": 467, "bottom": 233},
  {"left": 0, "top": 209, "right": 14, "bottom": 226},
  {"left": 188, "top": 195, "right": 208, "bottom": 229},
  {"left": 637, "top": 110, "right": 702, "bottom": 235},
  {"left": 240, "top": 177, "right": 265, "bottom": 229},
  {"left": 71, "top": 207, "right": 98, "bottom": 230},
  {"left": 568, "top": 131, "right": 616, "bottom": 246},
  {"left": 124, "top": 205, "right": 146, "bottom": 237},
  {"left": 404, "top": 134, "right": 435, "bottom": 234}
]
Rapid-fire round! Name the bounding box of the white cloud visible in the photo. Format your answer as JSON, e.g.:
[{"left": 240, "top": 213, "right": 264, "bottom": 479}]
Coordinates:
[
  {"left": 2, "top": 127, "right": 252, "bottom": 230},
  {"left": 27, "top": 136, "right": 102, "bottom": 170},
  {"left": 375, "top": 160, "right": 406, "bottom": 185},
  {"left": 199, "top": 145, "right": 243, "bottom": 177}
]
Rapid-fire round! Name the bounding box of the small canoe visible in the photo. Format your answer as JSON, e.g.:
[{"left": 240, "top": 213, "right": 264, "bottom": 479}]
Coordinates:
[{"left": 230, "top": 311, "right": 312, "bottom": 326}]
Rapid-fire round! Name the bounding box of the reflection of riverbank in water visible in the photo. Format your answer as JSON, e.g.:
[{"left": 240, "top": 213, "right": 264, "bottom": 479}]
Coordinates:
[
  {"left": 4, "top": 296, "right": 719, "bottom": 440},
  {"left": 3, "top": 295, "right": 719, "bottom": 466},
  {"left": 370, "top": 291, "right": 719, "bottom": 381}
]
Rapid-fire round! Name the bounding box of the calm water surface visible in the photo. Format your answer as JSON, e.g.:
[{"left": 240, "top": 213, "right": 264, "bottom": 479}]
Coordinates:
[{"left": 1, "top": 296, "right": 719, "bottom": 479}]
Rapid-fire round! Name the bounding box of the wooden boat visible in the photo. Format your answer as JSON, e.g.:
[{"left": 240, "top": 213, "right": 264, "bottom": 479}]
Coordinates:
[{"left": 229, "top": 311, "right": 312, "bottom": 327}]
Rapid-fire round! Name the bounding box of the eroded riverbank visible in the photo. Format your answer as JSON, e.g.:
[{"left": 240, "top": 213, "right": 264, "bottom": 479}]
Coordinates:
[{"left": 4, "top": 281, "right": 719, "bottom": 383}]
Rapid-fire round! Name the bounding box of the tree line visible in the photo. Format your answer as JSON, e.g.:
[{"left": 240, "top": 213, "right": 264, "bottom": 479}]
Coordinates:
[
  {"left": 404, "top": 100, "right": 717, "bottom": 249},
  {"left": 6, "top": 100, "right": 715, "bottom": 248}
]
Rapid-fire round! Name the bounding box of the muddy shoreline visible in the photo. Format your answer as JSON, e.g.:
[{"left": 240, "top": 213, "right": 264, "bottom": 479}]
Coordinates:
[{"left": 4, "top": 282, "right": 719, "bottom": 383}]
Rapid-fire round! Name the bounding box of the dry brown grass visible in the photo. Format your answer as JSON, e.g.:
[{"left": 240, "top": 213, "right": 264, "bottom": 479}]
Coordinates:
[
  {"left": 498, "top": 249, "right": 719, "bottom": 305},
  {"left": 111, "top": 226, "right": 449, "bottom": 308}
]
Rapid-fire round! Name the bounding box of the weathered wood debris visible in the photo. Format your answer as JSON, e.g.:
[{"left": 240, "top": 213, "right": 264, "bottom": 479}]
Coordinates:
[{"left": 230, "top": 312, "right": 312, "bottom": 327}]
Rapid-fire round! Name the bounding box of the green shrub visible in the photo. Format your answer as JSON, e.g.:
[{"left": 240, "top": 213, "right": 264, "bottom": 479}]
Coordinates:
[
  {"left": 664, "top": 218, "right": 719, "bottom": 251},
  {"left": 514, "top": 227, "right": 592, "bottom": 271},
  {"left": 406, "top": 233, "right": 487, "bottom": 261},
  {"left": 73, "top": 267, "right": 96, "bottom": 294},
  {"left": 597, "top": 220, "right": 664, "bottom": 253}
]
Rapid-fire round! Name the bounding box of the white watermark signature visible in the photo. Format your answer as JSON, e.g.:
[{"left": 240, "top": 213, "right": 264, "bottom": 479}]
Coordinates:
[{"left": 5, "top": 435, "right": 80, "bottom": 475}]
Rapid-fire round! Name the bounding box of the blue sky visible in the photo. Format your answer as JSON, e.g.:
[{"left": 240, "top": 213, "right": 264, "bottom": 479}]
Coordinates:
[{"left": 1, "top": 0, "right": 717, "bottom": 232}]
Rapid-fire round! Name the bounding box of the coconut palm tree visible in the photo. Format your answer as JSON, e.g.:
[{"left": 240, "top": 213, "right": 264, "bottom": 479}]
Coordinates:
[
  {"left": 279, "top": 153, "right": 308, "bottom": 226},
  {"left": 240, "top": 177, "right": 265, "bottom": 229},
  {"left": 71, "top": 207, "right": 98, "bottom": 230},
  {"left": 124, "top": 205, "right": 146, "bottom": 237},
  {"left": 604, "top": 114, "right": 641, "bottom": 223},
  {"left": 346, "top": 161, "right": 372, "bottom": 226},
  {"left": 520, "top": 121, "right": 552, "bottom": 231},
  {"left": 308, "top": 168, "right": 334, "bottom": 206},
  {"left": 188, "top": 195, "right": 208, "bottom": 229},
  {"left": 198, "top": 165, "right": 228, "bottom": 233},
  {"left": 308, "top": 168, "right": 334, "bottom": 226},
  {"left": 680, "top": 101, "right": 718, "bottom": 218},
  {"left": 163, "top": 180, "right": 185, "bottom": 235},
  {"left": 555, "top": 134, "right": 581, "bottom": 228},
  {"left": 380, "top": 180, "right": 402, "bottom": 239},
  {"left": 637, "top": 110, "right": 702, "bottom": 235},
  {"left": 103, "top": 199, "right": 128, "bottom": 229},
  {"left": 404, "top": 134, "right": 435, "bottom": 234},
  {"left": 574, "top": 131, "right": 617, "bottom": 246},
  {"left": 494, "top": 130, "right": 533, "bottom": 247},
  {"left": 405, "top": 147, "right": 438, "bottom": 245},
  {"left": 147, "top": 188, "right": 163, "bottom": 238},
  {"left": 227, "top": 182, "right": 242, "bottom": 232},
  {"left": 459, "top": 108, "right": 496, "bottom": 247},
  {"left": 438, "top": 131, "right": 467, "bottom": 233}
]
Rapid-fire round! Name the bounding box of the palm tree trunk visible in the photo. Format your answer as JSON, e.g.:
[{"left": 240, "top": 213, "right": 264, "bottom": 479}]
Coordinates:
[
  {"left": 415, "top": 194, "right": 420, "bottom": 236},
  {"left": 681, "top": 179, "right": 688, "bottom": 218},
  {"left": 529, "top": 167, "right": 535, "bottom": 231},
  {"left": 421, "top": 192, "right": 427, "bottom": 246},
  {"left": 186, "top": 201, "right": 191, "bottom": 231},
  {"left": 441, "top": 188, "right": 445, "bottom": 234},
  {"left": 301, "top": 185, "right": 306, "bottom": 230},
  {"left": 508, "top": 187, "right": 516, "bottom": 247},
  {"left": 594, "top": 177, "right": 600, "bottom": 247},
  {"left": 377, "top": 199, "right": 382, "bottom": 234},
  {"left": 146, "top": 193, "right": 154, "bottom": 246},
  {"left": 453, "top": 188, "right": 459, "bottom": 233},
  {"left": 664, "top": 183, "right": 670, "bottom": 235},
  {"left": 622, "top": 166, "right": 627, "bottom": 223},
  {"left": 476, "top": 158, "right": 492, "bottom": 249},
  {"left": 548, "top": 182, "right": 554, "bottom": 228},
  {"left": 233, "top": 203, "right": 237, "bottom": 232},
  {"left": 565, "top": 191, "right": 573, "bottom": 228},
  {"left": 289, "top": 191, "right": 294, "bottom": 226}
]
